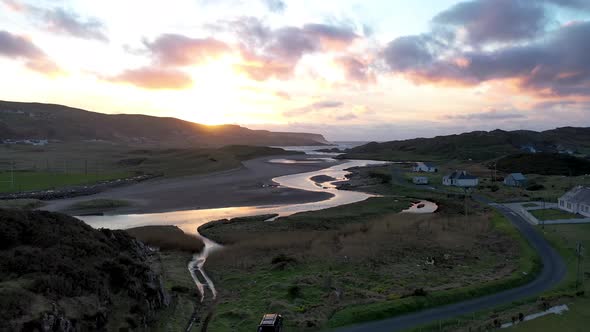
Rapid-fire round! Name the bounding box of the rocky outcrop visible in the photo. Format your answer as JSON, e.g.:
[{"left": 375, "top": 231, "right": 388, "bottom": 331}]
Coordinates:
[{"left": 0, "top": 210, "right": 170, "bottom": 331}]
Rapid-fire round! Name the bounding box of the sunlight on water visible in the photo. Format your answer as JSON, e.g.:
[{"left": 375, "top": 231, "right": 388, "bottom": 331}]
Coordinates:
[{"left": 78, "top": 159, "right": 390, "bottom": 233}]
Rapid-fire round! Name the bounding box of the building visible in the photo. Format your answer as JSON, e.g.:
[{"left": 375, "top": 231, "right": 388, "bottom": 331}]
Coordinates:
[
  {"left": 413, "top": 162, "right": 438, "bottom": 173},
  {"left": 504, "top": 173, "right": 527, "bottom": 187},
  {"left": 558, "top": 186, "right": 590, "bottom": 217},
  {"left": 412, "top": 176, "right": 429, "bottom": 185},
  {"left": 442, "top": 170, "right": 479, "bottom": 187}
]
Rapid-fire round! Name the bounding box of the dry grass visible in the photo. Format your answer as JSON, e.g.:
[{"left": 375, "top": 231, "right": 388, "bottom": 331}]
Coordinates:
[
  {"left": 204, "top": 211, "right": 520, "bottom": 331},
  {"left": 126, "top": 225, "right": 204, "bottom": 253},
  {"left": 208, "top": 213, "right": 501, "bottom": 270}
]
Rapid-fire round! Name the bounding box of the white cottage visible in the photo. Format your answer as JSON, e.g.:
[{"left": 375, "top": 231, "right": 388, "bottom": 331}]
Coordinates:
[
  {"left": 558, "top": 186, "right": 590, "bottom": 217},
  {"left": 442, "top": 170, "right": 479, "bottom": 187},
  {"left": 413, "top": 162, "right": 438, "bottom": 173}
]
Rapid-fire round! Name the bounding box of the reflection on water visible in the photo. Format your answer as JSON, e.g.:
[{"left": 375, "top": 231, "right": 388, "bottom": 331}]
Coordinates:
[
  {"left": 272, "top": 142, "right": 368, "bottom": 156},
  {"left": 78, "top": 159, "right": 390, "bottom": 233},
  {"left": 268, "top": 157, "right": 336, "bottom": 164},
  {"left": 402, "top": 200, "right": 439, "bottom": 214}
]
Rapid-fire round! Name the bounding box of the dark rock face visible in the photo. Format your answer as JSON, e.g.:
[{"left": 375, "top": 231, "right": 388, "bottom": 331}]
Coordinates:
[{"left": 0, "top": 209, "right": 170, "bottom": 331}]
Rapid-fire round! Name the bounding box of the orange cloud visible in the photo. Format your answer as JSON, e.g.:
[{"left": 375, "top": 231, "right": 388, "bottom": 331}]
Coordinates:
[
  {"left": 0, "top": 30, "right": 63, "bottom": 76},
  {"left": 108, "top": 67, "right": 193, "bottom": 90},
  {"left": 144, "top": 34, "right": 230, "bottom": 66}
]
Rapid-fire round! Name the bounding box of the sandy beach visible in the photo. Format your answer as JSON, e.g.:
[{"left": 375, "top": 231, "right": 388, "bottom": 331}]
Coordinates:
[{"left": 42, "top": 154, "right": 344, "bottom": 215}]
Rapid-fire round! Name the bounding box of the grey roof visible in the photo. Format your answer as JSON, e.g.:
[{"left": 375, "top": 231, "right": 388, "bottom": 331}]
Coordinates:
[
  {"left": 423, "top": 162, "right": 437, "bottom": 168},
  {"left": 560, "top": 186, "right": 590, "bottom": 204},
  {"left": 508, "top": 173, "right": 527, "bottom": 181},
  {"left": 445, "top": 170, "right": 478, "bottom": 180}
]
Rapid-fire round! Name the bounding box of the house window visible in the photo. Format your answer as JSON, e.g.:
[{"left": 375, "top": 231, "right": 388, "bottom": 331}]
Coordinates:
[
  {"left": 567, "top": 203, "right": 572, "bottom": 209},
  {"left": 560, "top": 200, "right": 564, "bottom": 207}
]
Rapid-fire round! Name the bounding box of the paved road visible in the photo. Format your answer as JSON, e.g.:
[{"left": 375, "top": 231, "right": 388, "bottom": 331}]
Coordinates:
[{"left": 336, "top": 188, "right": 567, "bottom": 331}]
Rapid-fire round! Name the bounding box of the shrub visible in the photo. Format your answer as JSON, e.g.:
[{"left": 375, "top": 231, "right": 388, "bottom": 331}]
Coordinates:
[
  {"left": 288, "top": 285, "right": 302, "bottom": 299},
  {"left": 271, "top": 254, "right": 297, "bottom": 265},
  {"left": 526, "top": 184, "right": 545, "bottom": 191}
]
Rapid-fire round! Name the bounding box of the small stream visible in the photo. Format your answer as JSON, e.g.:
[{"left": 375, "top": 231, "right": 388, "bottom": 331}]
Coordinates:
[
  {"left": 78, "top": 157, "right": 437, "bottom": 302},
  {"left": 78, "top": 158, "right": 388, "bottom": 301}
]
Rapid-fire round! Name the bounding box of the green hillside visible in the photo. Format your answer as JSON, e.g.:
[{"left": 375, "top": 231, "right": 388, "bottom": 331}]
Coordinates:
[
  {"left": 0, "top": 100, "right": 329, "bottom": 148},
  {"left": 341, "top": 128, "right": 590, "bottom": 161},
  {"left": 496, "top": 153, "right": 590, "bottom": 176}
]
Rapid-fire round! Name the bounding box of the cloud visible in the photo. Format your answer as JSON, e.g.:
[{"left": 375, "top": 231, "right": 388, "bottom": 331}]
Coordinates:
[
  {"left": 335, "top": 113, "right": 357, "bottom": 121},
  {"left": 0, "top": 30, "right": 61, "bottom": 75},
  {"left": 2, "top": 0, "right": 108, "bottom": 41},
  {"left": 312, "top": 101, "right": 344, "bottom": 108},
  {"left": 107, "top": 67, "right": 193, "bottom": 90},
  {"left": 262, "top": 0, "right": 286, "bottom": 13},
  {"left": 382, "top": 35, "right": 440, "bottom": 71},
  {"left": 274, "top": 91, "right": 291, "bottom": 99},
  {"left": 444, "top": 109, "right": 527, "bottom": 120},
  {"left": 432, "top": 0, "right": 548, "bottom": 44},
  {"left": 218, "top": 17, "right": 358, "bottom": 80},
  {"left": 544, "top": 0, "right": 590, "bottom": 10},
  {"left": 381, "top": 0, "right": 590, "bottom": 97},
  {"left": 284, "top": 100, "right": 344, "bottom": 117},
  {"left": 143, "top": 34, "right": 230, "bottom": 66},
  {"left": 336, "top": 56, "right": 374, "bottom": 83}
]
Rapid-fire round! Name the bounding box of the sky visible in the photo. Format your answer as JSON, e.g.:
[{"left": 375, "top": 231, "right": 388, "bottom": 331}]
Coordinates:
[{"left": 1, "top": 0, "right": 589, "bottom": 141}]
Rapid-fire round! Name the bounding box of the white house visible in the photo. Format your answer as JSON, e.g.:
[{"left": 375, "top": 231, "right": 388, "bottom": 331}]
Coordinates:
[
  {"left": 442, "top": 170, "right": 479, "bottom": 187},
  {"left": 412, "top": 176, "right": 429, "bottom": 185},
  {"left": 558, "top": 186, "right": 590, "bottom": 217},
  {"left": 413, "top": 162, "right": 438, "bottom": 173},
  {"left": 504, "top": 173, "right": 527, "bottom": 187}
]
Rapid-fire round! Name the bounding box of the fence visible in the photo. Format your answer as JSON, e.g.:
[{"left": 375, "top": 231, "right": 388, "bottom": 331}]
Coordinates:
[{"left": 0, "top": 159, "right": 123, "bottom": 193}]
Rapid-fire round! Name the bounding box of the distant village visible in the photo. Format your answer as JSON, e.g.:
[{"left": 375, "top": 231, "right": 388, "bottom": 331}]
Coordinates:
[{"left": 410, "top": 161, "right": 590, "bottom": 220}]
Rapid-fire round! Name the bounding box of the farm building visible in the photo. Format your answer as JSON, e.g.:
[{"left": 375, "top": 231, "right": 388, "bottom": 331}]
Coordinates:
[
  {"left": 413, "top": 162, "right": 438, "bottom": 173},
  {"left": 504, "top": 173, "right": 527, "bottom": 187},
  {"left": 412, "top": 176, "right": 429, "bottom": 185},
  {"left": 442, "top": 170, "right": 479, "bottom": 187},
  {"left": 558, "top": 186, "right": 590, "bottom": 217}
]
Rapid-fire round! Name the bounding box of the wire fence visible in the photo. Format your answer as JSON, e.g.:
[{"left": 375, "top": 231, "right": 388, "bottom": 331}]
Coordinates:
[
  {"left": 0, "top": 159, "right": 113, "bottom": 174},
  {"left": 0, "top": 159, "right": 124, "bottom": 193}
]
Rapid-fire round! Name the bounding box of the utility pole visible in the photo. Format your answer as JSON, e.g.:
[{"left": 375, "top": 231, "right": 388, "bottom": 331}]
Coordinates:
[
  {"left": 464, "top": 187, "right": 470, "bottom": 219},
  {"left": 10, "top": 160, "right": 15, "bottom": 189},
  {"left": 576, "top": 242, "right": 584, "bottom": 291}
]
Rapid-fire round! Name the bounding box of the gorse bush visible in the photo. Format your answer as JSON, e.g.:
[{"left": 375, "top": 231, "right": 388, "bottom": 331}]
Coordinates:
[{"left": 0, "top": 209, "right": 169, "bottom": 331}]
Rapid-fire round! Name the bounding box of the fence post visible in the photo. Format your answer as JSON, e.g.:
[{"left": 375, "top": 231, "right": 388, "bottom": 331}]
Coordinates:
[{"left": 10, "top": 160, "right": 15, "bottom": 189}]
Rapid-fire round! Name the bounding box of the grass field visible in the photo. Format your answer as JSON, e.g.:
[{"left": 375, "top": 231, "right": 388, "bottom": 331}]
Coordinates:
[
  {"left": 530, "top": 209, "right": 581, "bottom": 221},
  {"left": 413, "top": 223, "right": 590, "bottom": 331},
  {"left": 0, "top": 143, "right": 295, "bottom": 193},
  {"left": 0, "top": 199, "right": 44, "bottom": 209},
  {"left": 200, "top": 195, "right": 532, "bottom": 331},
  {"left": 504, "top": 224, "right": 590, "bottom": 331},
  {"left": 153, "top": 250, "right": 202, "bottom": 331},
  {"left": 474, "top": 174, "right": 589, "bottom": 203},
  {"left": 506, "top": 297, "right": 590, "bottom": 332}
]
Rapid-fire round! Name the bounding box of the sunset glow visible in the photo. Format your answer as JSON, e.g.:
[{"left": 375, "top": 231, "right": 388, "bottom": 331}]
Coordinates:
[{"left": 1, "top": 0, "right": 590, "bottom": 140}]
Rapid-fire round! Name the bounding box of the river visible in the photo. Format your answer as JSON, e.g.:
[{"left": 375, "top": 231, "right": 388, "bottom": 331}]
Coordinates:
[{"left": 78, "top": 157, "right": 390, "bottom": 301}]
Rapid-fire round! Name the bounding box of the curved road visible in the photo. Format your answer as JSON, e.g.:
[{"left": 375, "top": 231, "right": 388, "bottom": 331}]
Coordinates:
[{"left": 336, "top": 192, "right": 566, "bottom": 331}]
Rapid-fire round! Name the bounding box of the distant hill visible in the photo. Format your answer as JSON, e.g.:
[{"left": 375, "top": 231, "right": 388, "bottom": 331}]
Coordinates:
[
  {"left": 341, "top": 128, "right": 590, "bottom": 161},
  {"left": 496, "top": 153, "right": 590, "bottom": 176},
  {"left": 0, "top": 101, "right": 329, "bottom": 147}
]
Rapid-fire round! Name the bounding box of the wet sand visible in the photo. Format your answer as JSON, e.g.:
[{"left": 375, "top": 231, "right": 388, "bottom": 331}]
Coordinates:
[{"left": 42, "top": 154, "right": 343, "bottom": 215}]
